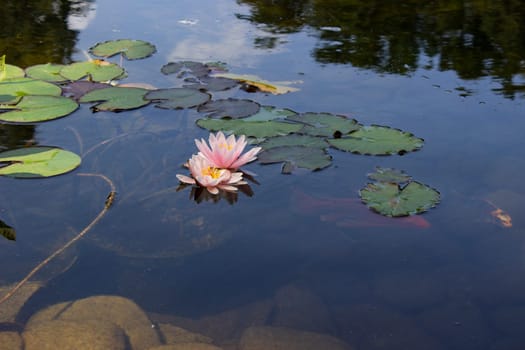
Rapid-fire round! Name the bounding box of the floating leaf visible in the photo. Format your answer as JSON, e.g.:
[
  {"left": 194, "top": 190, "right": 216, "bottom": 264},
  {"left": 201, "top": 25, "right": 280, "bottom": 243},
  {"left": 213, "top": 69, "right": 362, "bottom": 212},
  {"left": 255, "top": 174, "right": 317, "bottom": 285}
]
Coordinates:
[
  {"left": 196, "top": 118, "right": 302, "bottom": 138},
  {"left": 0, "top": 78, "right": 62, "bottom": 103},
  {"left": 197, "top": 98, "right": 260, "bottom": 119},
  {"left": 359, "top": 181, "right": 440, "bottom": 217},
  {"left": 1, "top": 63, "right": 25, "bottom": 81},
  {"left": 161, "top": 61, "right": 210, "bottom": 78},
  {"left": 0, "top": 146, "right": 81, "bottom": 178},
  {"left": 79, "top": 86, "right": 149, "bottom": 111},
  {"left": 0, "top": 95, "right": 78, "bottom": 123},
  {"left": 258, "top": 146, "right": 332, "bottom": 173},
  {"left": 145, "top": 88, "right": 211, "bottom": 109},
  {"left": 367, "top": 167, "right": 412, "bottom": 183},
  {"left": 60, "top": 60, "right": 125, "bottom": 82},
  {"left": 212, "top": 73, "right": 300, "bottom": 94},
  {"left": 259, "top": 134, "right": 328, "bottom": 150},
  {"left": 243, "top": 105, "right": 298, "bottom": 121},
  {"left": 25, "top": 63, "right": 67, "bottom": 82},
  {"left": 328, "top": 125, "right": 424, "bottom": 155},
  {"left": 89, "top": 39, "right": 157, "bottom": 60},
  {"left": 62, "top": 81, "right": 113, "bottom": 100},
  {"left": 183, "top": 76, "right": 238, "bottom": 92},
  {"left": 0, "top": 220, "right": 16, "bottom": 241},
  {"left": 287, "top": 112, "right": 361, "bottom": 137}
]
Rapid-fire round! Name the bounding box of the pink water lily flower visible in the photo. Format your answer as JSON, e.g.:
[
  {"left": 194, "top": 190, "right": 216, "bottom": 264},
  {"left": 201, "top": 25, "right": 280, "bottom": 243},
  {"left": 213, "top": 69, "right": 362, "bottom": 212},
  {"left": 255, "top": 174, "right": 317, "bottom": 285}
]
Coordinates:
[
  {"left": 176, "top": 154, "right": 246, "bottom": 194},
  {"left": 195, "top": 131, "right": 261, "bottom": 170}
]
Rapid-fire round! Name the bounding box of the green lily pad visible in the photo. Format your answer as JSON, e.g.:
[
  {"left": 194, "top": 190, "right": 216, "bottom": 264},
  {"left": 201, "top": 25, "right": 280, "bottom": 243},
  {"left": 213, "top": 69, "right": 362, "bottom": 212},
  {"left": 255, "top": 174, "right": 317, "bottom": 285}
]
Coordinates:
[
  {"left": 183, "top": 76, "right": 238, "bottom": 92},
  {"left": 286, "top": 112, "right": 361, "bottom": 137},
  {"left": 196, "top": 118, "right": 302, "bottom": 138},
  {"left": 259, "top": 134, "right": 329, "bottom": 150},
  {"left": 0, "top": 78, "right": 62, "bottom": 103},
  {"left": 25, "top": 63, "right": 67, "bottom": 82},
  {"left": 0, "top": 146, "right": 81, "bottom": 178},
  {"left": 79, "top": 86, "right": 150, "bottom": 111},
  {"left": 161, "top": 61, "right": 210, "bottom": 78},
  {"left": 60, "top": 60, "right": 125, "bottom": 82},
  {"left": 243, "top": 105, "right": 298, "bottom": 121},
  {"left": 1, "top": 65, "right": 25, "bottom": 81},
  {"left": 367, "top": 167, "right": 412, "bottom": 183},
  {"left": 0, "top": 219, "right": 16, "bottom": 241},
  {"left": 359, "top": 181, "right": 440, "bottom": 217},
  {"left": 198, "top": 98, "right": 260, "bottom": 119},
  {"left": 258, "top": 146, "right": 332, "bottom": 174},
  {"left": 0, "top": 95, "right": 78, "bottom": 123},
  {"left": 89, "top": 39, "right": 157, "bottom": 60},
  {"left": 62, "top": 81, "right": 113, "bottom": 100},
  {"left": 328, "top": 125, "right": 424, "bottom": 155},
  {"left": 145, "top": 88, "right": 211, "bottom": 109}
]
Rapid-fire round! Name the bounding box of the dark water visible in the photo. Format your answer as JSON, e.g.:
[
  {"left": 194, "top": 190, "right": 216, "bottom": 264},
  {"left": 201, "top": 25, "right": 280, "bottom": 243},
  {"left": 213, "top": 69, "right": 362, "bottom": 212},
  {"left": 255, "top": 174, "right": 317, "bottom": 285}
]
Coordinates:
[{"left": 1, "top": 0, "right": 525, "bottom": 349}]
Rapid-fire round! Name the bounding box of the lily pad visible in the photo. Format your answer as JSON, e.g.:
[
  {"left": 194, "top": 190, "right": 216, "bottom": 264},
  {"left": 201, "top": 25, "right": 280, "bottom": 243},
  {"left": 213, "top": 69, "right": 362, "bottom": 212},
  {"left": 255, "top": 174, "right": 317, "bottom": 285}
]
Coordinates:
[
  {"left": 62, "top": 81, "right": 113, "bottom": 100},
  {"left": 89, "top": 39, "right": 157, "bottom": 60},
  {"left": 0, "top": 78, "right": 62, "bottom": 103},
  {"left": 183, "top": 76, "right": 238, "bottom": 92},
  {"left": 161, "top": 61, "right": 210, "bottom": 78},
  {"left": 367, "top": 167, "right": 412, "bottom": 183},
  {"left": 243, "top": 105, "right": 298, "bottom": 121},
  {"left": 79, "top": 86, "right": 150, "bottom": 111},
  {"left": 1, "top": 65, "right": 25, "bottom": 81},
  {"left": 258, "top": 146, "right": 332, "bottom": 173},
  {"left": 145, "top": 88, "right": 211, "bottom": 109},
  {"left": 25, "top": 63, "right": 67, "bottom": 82},
  {"left": 287, "top": 112, "right": 361, "bottom": 137},
  {"left": 359, "top": 181, "right": 440, "bottom": 217},
  {"left": 0, "top": 219, "right": 16, "bottom": 240},
  {"left": 212, "top": 73, "right": 300, "bottom": 94},
  {"left": 196, "top": 118, "right": 302, "bottom": 138},
  {"left": 259, "top": 134, "right": 329, "bottom": 150},
  {"left": 0, "top": 95, "right": 78, "bottom": 123},
  {"left": 60, "top": 60, "right": 126, "bottom": 82},
  {"left": 0, "top": 146, "right": 81, "bottom": 178},
  {"left": 328, "top": 125, "right": 424, "bottom": 155},
  {"left": 197, "top": 98, "right": 260, "bottom": 119}
]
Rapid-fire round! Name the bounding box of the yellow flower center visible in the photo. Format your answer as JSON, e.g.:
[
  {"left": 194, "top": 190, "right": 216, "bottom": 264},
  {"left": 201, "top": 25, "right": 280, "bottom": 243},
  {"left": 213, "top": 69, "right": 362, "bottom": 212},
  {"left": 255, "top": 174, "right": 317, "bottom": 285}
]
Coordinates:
[
  {"left": 202, "top": 166, "right": 222, "bottom": 179},
  {"left": 219, "top": 143, "right": 233, "bottom": 151}
]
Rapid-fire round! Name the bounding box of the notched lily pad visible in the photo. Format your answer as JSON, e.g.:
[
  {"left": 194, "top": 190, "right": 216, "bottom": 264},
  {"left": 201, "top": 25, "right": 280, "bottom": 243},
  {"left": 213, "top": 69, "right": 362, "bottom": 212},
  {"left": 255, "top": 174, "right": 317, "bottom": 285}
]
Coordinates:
[
  {"left": 259, "top": 134, "right": 329, "bottom": 150},
  {"left": 197, "top": 98, "right": 260, "bottom": 119},
  {"left": 287, "top": 112, "right": 361, "bottom": 137},
  {"left": 243, "top": 105, "right": 298, "bottom": 122},
  {"left": 161, "top": 61, "right": 210, "bottom": 79},
  {"left": 145, "top": 88, "right": 211, "bottom": 109},
  {"left": 60, "top": 60, "right": 126, "bottom": 82},
  {"left": 0, "top": 78, "right": 62, "bottom": 103},
  {"left": 212, "top": 73, "right": 300, "bottom": 94},
  {"left": 258, "top": 146, "right": 332, "bottom": 174},
  {"left": 359, "top": 181, "right": 440, "bottom": 217},
  {"left": 0, "top": 146, "right": 81, "bottom": 178},
  {"left": 0, "top": 95, "right": 78, "bottom": 123},
  {"left": 25, "top": 63, "right": 67, "bottom": 82},
  {"left": 79, "top": 86, "right": 150, "bottom": 111},
  {"left": 90, "top": 39, "right": 157, "bottom": 60},
  {"left": 196, "top": 118, "right": 302, "bottom": 139},
  {"left": 328, "top": 125, "right": 424, "bottom": 155},
  {"left": 0, "top": 219, "right": 16, "bottom": 241},
  {"left": 367, "top": 167, "right": 412, "bottom": 183}
]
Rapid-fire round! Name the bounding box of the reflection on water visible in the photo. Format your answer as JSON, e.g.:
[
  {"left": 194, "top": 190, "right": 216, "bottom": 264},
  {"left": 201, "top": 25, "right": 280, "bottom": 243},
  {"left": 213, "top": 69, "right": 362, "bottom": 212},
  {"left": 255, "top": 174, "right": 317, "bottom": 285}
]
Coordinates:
[{"left": 1, "top": 0, "right": 525, "bottom": 349}]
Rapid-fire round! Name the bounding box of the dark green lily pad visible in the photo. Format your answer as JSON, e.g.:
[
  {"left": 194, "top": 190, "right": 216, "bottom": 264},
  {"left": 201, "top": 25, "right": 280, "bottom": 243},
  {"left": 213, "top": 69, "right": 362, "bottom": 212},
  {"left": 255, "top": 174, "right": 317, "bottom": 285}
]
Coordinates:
[
  {"left": 0, "top": 95, "right": 78, "bottom": 123},
  {"left": 197, "top": 98, "right": 260, "bottom": 119},
  {"left": 79, "top": 86, "right": 150, "bottom": 111},
  {"left": 259, "top": 134, "right": 329, "bottom": 150},
  {"left": 62, "top": 81, "right": 112, "bottom": 100},
  {"left": 196, "top": 118, "right": 302, "bottom": 138},
  {"left": 161, "top": 61, "right": 210, "bottom": 78},
  {"left": 286, "top": 112, "right": 361, "bottom": 137},
  {"left": 0, "top": 220, "right": 16, "bottom": 241},
  {"left": 0, "top": 146, "right": 81, "bottom": 178},
  {"left": 359, "top": 181, "right": 440, "bottom": 217},
  {"left": 367, "top": 167, "right": 412, "bottom": 183},
  {"left": 145, "top": 88, "right": 211, "bottom": 109},
  {"left": 25, "top": 63, "right": 67, "bottom": 82},
  {"left": 243, "top": 105, "right": 298, "bottom": 121},
  {"left": 89, "top": 39, "right": 157, "bottom": 60},
  {"left": 328, "top": 125, "right": 424, "bottom": 155},
  {"left": 0, "top": 78, "right": 62, "bottom": 103},
  {"left": 258, "top": 146, "right": 332, "bottom": 174},
  {"left": 60, "top": 60, "right": 126, "bottom": 82},
  {"left": 183, "top": 76, "right": 238, "bottom": 92}
]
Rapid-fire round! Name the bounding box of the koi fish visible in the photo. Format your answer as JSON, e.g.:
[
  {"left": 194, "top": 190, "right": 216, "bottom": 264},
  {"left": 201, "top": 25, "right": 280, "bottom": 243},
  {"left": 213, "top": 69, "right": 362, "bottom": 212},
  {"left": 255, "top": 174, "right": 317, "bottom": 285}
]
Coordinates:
[{"left": 292, "top": 189, "right": 431, "bottom": 229}]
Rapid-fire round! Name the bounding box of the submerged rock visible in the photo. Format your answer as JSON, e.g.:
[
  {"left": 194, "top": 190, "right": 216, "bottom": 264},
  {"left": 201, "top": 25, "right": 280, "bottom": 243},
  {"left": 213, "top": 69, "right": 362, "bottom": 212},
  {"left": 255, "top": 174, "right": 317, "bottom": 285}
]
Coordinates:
[{"left": 0, "top": 331, "right": 23, "bottom": 350}]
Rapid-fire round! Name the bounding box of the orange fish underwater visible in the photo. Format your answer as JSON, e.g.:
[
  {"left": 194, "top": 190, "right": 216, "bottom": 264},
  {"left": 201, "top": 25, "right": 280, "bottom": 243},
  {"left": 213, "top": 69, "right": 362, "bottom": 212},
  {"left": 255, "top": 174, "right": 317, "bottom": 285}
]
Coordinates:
[{"left": 292, "top": 190, "right": 431, "bottom": 229}]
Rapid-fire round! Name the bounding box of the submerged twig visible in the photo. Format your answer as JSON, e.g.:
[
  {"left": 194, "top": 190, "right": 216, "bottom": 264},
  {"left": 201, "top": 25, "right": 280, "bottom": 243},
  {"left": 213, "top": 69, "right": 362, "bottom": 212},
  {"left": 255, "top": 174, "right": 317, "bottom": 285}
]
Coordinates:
[{"left": 0, "top": 173, "right": 116, "bottom": 306}]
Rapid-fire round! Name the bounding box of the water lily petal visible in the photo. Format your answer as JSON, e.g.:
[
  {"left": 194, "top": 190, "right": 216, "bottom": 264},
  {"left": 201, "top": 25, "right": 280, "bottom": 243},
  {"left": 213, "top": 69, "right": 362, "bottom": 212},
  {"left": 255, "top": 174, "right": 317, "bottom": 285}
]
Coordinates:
[{"left": 176, "top": 174, "right": 196, "bottom": 185}]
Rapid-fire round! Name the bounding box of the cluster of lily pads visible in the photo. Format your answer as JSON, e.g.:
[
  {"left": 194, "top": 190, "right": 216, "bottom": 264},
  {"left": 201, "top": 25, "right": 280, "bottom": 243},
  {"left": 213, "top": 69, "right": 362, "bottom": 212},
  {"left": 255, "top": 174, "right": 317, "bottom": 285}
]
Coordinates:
[{"left": 0, "top": 38, "right": 439, "bottom": 222}]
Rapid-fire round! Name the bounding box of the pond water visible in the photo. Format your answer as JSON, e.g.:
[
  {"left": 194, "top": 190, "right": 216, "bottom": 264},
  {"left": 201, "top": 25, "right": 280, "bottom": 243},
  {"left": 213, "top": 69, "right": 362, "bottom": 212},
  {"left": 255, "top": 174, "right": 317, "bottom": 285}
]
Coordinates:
[{"left": 1, "top": 0, "right": 525, "bottom": 349}]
